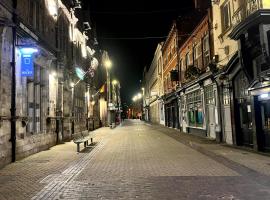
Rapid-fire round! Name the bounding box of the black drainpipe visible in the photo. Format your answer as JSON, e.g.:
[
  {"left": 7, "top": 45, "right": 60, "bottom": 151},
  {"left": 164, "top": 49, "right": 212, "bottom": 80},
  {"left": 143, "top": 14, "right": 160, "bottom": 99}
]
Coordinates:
[{"left": 10, "top": 0, "right": 17, "bottom": 162}]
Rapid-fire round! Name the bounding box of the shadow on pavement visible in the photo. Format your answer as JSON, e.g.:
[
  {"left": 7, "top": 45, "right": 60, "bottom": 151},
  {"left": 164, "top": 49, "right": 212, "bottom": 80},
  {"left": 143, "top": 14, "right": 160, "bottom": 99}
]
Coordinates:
[{"left": 79, "top": 142, "right": 98, "bottom": 154}]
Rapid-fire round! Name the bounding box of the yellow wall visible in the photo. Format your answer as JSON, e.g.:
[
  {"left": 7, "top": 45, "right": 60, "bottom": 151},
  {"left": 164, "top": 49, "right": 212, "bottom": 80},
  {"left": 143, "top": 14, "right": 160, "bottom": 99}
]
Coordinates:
[
  {"left": 263, "top": 0, "right": 270, "bottom": 8},
  {"left": 212, "top": 0, "right": 238, "bottom": 68}
]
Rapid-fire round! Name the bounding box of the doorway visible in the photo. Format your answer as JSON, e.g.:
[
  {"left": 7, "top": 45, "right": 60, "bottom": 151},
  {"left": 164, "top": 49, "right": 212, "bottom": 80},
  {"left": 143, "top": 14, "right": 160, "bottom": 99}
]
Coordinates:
[
  {"left": 237, "top": 101, "right": 253, "bottom": 147},
  {"left": 260, "top": 99, "right": 270, "bottom": 151}
]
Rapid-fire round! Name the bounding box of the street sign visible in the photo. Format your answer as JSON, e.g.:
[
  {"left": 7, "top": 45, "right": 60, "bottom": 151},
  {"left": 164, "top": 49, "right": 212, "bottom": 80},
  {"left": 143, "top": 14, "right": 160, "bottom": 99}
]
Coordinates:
[
  {"left": 20, "top": 47, "right": 38, "bottom": 77},
  {"left": 21, "top": 54, "right": 34, "bottom": 77}
]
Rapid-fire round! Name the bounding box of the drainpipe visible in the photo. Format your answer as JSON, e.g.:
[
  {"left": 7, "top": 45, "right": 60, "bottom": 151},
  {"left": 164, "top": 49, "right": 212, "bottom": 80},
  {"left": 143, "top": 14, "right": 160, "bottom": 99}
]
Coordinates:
[
  {"left": 208, "top": 10, "right": 223, "bottom": 143},
  {"left": 212, "top": 77, "right": 223, "bottom": 143},
  {"left": 10, "top": 0, "right": 17, "bottom": 162}
]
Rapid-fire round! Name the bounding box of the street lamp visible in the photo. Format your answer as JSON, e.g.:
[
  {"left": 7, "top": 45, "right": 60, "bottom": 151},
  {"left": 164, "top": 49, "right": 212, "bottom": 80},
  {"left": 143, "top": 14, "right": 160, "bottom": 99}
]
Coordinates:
[{"left": 104, "top": 59, "right": 112, "bottom": 127}]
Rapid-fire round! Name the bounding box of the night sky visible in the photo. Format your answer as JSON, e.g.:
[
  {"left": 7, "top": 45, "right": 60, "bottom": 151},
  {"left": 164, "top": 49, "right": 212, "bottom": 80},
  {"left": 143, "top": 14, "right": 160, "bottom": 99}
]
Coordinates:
[{"left": 86, "top": 0, "right": 193, "bottom": 105}]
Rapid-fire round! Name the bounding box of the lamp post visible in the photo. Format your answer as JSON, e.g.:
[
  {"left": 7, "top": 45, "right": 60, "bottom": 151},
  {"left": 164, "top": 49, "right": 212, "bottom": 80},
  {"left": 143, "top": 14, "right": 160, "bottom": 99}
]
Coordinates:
[
  {"left": 112, "top": 80, "right": 121, "bottom": 125},
  {"left": 10, "top": 0, "right": 17, "bottom": 162},
  {"left": 104, "top": 59, "right": 112, "bottom": 127}
]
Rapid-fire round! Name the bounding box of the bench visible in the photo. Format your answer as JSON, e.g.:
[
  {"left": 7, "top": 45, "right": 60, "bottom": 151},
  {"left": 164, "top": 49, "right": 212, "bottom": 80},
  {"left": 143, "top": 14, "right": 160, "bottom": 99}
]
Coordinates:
[
  {"left": 73, "top": 131, "right": 94, "bottom": 152},
  {"left": 81, "top": 131, "right": 94, "bottom": 146}
]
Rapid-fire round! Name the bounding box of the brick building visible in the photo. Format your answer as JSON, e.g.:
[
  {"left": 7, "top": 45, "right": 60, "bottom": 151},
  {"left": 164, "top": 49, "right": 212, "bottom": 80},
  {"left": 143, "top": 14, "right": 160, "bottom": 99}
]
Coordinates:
[{"left": 161, "top": 8, "right": 206, "bottom": 129}]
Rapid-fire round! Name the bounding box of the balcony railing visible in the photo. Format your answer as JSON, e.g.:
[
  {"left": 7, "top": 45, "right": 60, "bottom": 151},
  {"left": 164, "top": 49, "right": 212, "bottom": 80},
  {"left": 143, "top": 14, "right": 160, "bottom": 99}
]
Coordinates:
[{"left": 232, "top": 0, "right": 263, "bottom": 28}]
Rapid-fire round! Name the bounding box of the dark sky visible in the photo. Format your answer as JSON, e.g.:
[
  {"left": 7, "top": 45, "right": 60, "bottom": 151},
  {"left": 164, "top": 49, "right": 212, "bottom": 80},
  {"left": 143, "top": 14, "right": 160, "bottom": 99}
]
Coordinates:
[{"left": 86, "top": 0, "right": 193, "bottom": 105}]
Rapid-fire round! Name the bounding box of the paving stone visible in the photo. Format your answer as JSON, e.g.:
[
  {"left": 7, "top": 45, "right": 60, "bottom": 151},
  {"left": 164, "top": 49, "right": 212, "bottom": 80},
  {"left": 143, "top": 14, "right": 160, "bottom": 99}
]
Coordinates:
[{"left": 1, "top": 120, "right": 270, "bottom": 199}]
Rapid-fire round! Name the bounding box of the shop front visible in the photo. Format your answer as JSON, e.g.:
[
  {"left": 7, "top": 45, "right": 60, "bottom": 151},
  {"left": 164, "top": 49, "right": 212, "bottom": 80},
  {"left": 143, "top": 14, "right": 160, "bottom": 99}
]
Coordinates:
[
  {"left": 183, "top": 84, "right": 207, "bottom": 137},
  {"left": 248, "top": 78, "right": 270, "bottom": 152},
  {"left": 164, "top": 94, "right": 179, "bottom": 129},
  {"left": 233, "top": 71, "right": 254, "bottom": 148},
  {"left": 231, "top": 70, "right": 270, "bottom": 151}
]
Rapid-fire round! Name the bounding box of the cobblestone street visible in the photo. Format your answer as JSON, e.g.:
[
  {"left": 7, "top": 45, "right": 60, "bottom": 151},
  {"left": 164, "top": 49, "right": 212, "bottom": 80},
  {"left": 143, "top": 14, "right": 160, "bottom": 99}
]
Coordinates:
[{"left": 1, "top": 120, "right": 270, "bottom": 199}]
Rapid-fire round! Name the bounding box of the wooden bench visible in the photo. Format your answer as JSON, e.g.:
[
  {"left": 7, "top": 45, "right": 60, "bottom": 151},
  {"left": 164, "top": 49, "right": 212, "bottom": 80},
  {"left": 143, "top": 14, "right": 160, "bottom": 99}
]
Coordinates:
[{"left": 73, "top": 131, "right": 94, "bottom": 152}]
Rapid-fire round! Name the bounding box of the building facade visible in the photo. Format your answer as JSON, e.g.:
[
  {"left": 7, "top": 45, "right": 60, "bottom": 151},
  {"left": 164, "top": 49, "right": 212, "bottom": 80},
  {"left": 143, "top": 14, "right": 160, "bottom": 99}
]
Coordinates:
[
  {"left": 225, "top": 0, "right": 270, "bottom": 151},
  {"left": 143, "top": 43, "right": 164, "bottom": 125},
  {"left": 0, "top": 0, "right": 102, "bottom": 168},
  {"left": 177, "top": 13, "right": 217, "bottom": 138}
]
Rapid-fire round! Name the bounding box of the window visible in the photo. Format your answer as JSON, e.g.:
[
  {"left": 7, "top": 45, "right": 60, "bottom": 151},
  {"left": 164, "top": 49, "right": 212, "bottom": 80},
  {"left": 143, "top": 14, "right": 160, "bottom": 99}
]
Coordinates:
[
  {"left": 221, "top": 2, "right": 231, "bottom": 32},
  {"left": 36, "top": 2, "right": 40, "bottom": 31},
  {"left": 187, "top": 90, "right": 203, "bottom": 127},
  {"left": 29, "top": 1, "right": 34, "bottom": 26},
  {"left": 186, "top": 52, "right": 191, "bottom": 66},
  {"left": 181, "top": 57, "right": 186, "bottom": 81},
  {"left": 158, "top": 57, "right": 162, "bottom": 74},
  {"left": 194, "top": 42, "right": 202, "bottom": 68},
  {"left": 27, "top": 64, "right": 42, "bottom": 134},
  {"left": 203, "top": 35, "right": 210, "bottom": 67},
  {"left": 223, "top": 87, "right": 230, "bottom": 105},
  {"left": 205, "top": 85, "right": 215, "bottom": 105}
]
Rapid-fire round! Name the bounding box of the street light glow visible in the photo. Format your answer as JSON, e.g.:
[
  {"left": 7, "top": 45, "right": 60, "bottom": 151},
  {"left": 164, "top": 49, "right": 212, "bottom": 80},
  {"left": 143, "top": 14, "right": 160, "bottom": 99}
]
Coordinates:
[
  {"left": 132, "top": 96, "right": 138, "bottom": 102},
  {"left": 112, "top": 80, "right": 118, "bottom": 85},
  {"left": 104, "top": 60, "right": 112, "bottom": 69},
  {"left": 137, "top": 93, "right": 142, "bottom": 99}
]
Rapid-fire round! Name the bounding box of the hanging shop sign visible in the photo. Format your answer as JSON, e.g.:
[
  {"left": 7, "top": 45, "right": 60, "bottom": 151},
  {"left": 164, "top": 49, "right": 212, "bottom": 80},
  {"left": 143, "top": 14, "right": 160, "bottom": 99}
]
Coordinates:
[{"left": 20, "top": 47, "right": 38, "bottom": 77}]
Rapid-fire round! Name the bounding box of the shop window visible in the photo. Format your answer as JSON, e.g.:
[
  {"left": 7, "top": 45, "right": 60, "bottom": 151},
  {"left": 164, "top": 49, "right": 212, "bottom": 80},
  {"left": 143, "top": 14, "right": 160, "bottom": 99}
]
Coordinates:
[
  {"left": 205, "top": 85, "right": 215, "bottom": 105},
  {"left": 187, "top": 90, "right": 203, "bottom": 127},
  {"left": 234, "top": 71, "right": 249, "bottom": 99},
  {"left": 223, "top": 87, "right": 230, "bottom": 105},
  {"left": 27, "top": 64, "right": 42, "bottom": 134}
]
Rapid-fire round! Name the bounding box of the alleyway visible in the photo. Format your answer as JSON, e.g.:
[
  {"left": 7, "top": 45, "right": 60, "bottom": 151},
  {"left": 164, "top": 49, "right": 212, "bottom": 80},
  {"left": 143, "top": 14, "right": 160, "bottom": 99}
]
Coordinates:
[{"left": 1, "top": 120, "right": 270, "bottom": 200}]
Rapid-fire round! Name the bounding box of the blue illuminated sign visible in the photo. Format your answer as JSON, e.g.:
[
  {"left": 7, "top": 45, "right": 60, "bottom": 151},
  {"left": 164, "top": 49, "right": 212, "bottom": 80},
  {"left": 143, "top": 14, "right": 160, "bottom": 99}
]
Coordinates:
[
  {"left": 21, "top": 54, "right": 34, "bottom": 77},
  {"left": 20, "top": 47, "right": 38, "bottom": 77}
]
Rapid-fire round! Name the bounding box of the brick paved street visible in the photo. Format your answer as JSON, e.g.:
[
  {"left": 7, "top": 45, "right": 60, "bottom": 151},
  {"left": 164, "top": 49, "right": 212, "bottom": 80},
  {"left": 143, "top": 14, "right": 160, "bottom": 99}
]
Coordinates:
[{"left": 1, "top": 120, "right": 270, "bottom": 199}]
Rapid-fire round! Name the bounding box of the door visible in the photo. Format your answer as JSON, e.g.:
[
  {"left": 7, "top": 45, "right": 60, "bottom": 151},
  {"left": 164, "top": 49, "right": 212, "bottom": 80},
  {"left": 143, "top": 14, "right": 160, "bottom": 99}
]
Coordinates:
[
  {"left": 238, "top": 102, "right": 253, "bottom": 147},
  {"left": 260, "top": 100, "right": 270, "bottom": 151},
  {"left": 172, "top": 106, "right": 175, "bottom": 128}
]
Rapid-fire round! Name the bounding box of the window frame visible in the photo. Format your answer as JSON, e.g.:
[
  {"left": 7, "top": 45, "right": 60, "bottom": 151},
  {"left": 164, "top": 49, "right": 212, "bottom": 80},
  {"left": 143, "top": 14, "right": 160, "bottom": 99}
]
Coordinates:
[{"left": 221, "top": 1, "right": 231, "bottom": 33}]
